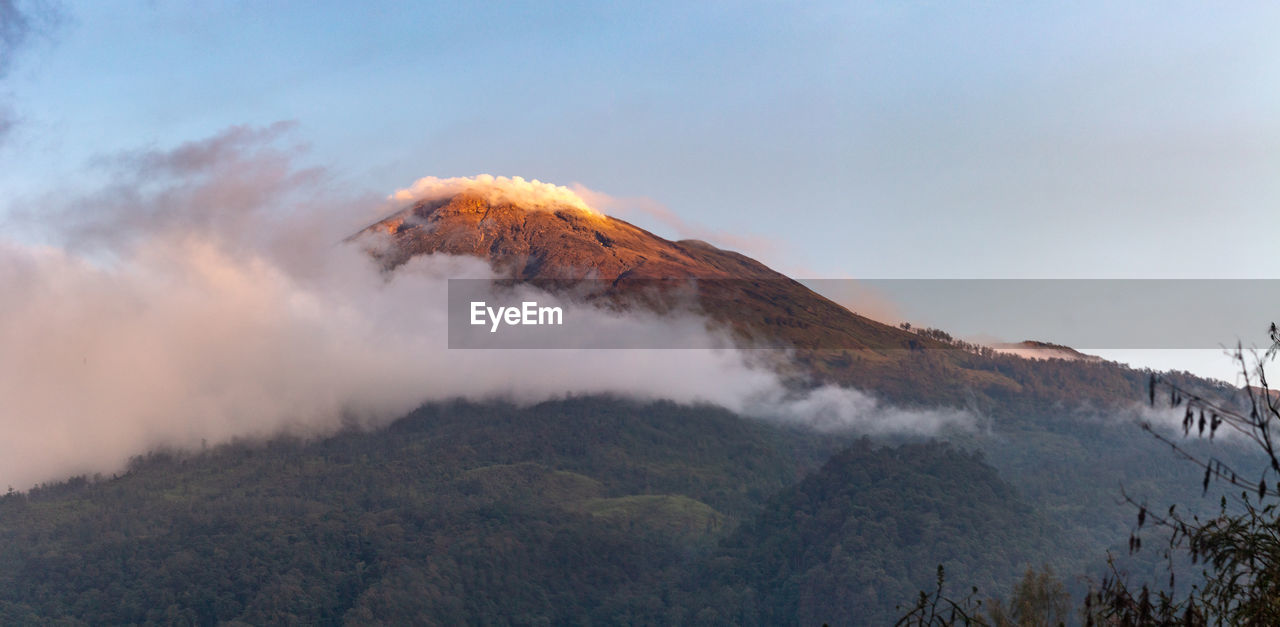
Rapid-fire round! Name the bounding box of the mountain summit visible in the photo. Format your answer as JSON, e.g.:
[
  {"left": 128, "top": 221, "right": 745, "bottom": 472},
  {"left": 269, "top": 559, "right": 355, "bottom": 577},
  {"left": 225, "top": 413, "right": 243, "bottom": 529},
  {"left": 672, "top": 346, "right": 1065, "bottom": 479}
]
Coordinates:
[
  {"left": 356, "top": 175, "right": 930, "bottom": 352},
  {"left": 363, "top": 176, "right": 785, "bottom": 282}
]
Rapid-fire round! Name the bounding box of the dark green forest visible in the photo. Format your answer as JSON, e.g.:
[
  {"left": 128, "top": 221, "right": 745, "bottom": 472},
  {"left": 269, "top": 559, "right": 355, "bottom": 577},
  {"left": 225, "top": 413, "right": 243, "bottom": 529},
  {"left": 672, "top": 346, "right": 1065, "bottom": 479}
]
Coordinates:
[
  {"left": 0, "top": 386, "right": 1258, "bottom": 625},
  {"left": 0, "top": 398, "right": 829, "bottom": 624},
  {"left": 681, "top": 440, "right": 1067, "bottom": 625}
]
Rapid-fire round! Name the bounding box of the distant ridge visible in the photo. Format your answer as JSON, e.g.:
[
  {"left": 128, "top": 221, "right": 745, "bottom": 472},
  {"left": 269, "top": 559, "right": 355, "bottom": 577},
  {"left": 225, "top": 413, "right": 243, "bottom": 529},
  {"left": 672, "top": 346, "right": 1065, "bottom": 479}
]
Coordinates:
[{"left": 992, "top": 340, "right": 1105, "bottom": 363}]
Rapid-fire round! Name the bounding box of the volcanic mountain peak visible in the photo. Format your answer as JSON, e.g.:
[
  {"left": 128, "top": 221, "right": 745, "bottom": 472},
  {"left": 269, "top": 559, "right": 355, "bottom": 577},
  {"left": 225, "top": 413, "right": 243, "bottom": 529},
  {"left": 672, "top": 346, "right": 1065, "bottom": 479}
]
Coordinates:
[
  {"left": 355, "top": 175, "right": 939, "bottom": 353},
  {"left": 361, "top": 177, "right": 775, "bottom": 282}
]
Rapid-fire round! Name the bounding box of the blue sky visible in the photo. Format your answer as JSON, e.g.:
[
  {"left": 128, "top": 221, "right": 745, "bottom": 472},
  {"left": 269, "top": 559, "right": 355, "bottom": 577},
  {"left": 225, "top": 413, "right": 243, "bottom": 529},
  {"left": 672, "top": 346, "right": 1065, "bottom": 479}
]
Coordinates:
[
  {"left": 2, "top": 1, "right": 1278, "bottom": 378},
  {"left": 5, "top": 1, "right": 1278, "bottom": 275}
]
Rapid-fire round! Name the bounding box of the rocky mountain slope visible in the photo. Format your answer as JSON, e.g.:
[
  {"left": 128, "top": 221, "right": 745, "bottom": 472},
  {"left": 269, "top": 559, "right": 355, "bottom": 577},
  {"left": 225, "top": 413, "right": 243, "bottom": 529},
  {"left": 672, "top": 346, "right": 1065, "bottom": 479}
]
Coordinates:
[{"left": 357, "top": 188, "right": 940, "bottom": 353}]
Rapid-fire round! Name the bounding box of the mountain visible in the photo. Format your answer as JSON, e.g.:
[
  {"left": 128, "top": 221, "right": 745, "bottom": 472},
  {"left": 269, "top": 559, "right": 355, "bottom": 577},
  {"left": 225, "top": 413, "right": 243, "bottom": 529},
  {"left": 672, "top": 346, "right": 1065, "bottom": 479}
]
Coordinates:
[
  {"left": 361, "top": 190, "right": 761, "bottom": 281},
  {"left": 350, "top": 184, "right": 1250, "bottom": 609},
  {"left": 0, "top": 179, "right": 1254, "bottom": 624},
  {"left": 0, "top": 399, "right": 846, "bottom": 624},
  {"left": 0, "top": 399, "right": 1054, "bottom": 625},
  {"left": 356, "top": 189, "right": 939, "bottom": 352},
  {"left": 354, "top": 187, "right": 1224, "bottom": 410}
]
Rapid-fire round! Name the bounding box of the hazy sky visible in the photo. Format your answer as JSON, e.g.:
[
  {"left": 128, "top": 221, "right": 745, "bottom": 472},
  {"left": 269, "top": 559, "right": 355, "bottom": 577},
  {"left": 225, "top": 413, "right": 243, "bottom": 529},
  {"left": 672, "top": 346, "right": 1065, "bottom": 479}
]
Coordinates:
[
  {"left": 2, "top": 1, "right": 1277, "bottom": 377},
  {"left": 5, "top": 1, "right": 1278, "bottom": 275}
]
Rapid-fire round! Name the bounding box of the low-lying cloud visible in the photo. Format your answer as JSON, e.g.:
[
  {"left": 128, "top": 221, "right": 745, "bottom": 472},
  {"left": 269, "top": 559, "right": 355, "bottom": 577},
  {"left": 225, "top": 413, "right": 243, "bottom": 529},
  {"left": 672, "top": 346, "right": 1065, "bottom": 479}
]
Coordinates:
[{"left": 0, "top": 125, "right": 971, "bottom": 489}]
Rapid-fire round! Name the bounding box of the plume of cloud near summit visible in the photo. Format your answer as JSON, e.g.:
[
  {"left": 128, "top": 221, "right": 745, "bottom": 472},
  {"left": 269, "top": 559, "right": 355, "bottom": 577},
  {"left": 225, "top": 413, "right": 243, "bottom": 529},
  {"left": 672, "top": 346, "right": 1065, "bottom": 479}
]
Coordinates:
[{"left": 393, "top": 174, "right": 601, "bottom": 215}]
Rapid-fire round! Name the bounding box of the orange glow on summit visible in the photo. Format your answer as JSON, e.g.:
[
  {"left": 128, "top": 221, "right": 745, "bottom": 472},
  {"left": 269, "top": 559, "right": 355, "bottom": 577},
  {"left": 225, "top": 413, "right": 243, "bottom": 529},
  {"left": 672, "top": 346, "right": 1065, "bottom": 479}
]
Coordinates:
[{"left": 391, "top": 175, "right": 603, "bottom": 216}]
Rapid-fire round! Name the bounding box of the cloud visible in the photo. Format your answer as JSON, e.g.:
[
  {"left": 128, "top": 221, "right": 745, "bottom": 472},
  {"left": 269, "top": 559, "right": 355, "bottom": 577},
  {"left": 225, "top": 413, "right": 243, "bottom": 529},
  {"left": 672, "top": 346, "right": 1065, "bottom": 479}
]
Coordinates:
[
  {"left": 0, "top": 106, "right": 12, "bottom": 143},
  {"left": 0, "top": 0, "right": 62, "bottom": 144},
  {"left": 16, "top": 122, "right": 383, "bottom": 279},
  {"left": 393, "top": 174, "right": 600, "bottom": 216},
  {"left": 742, "top": 384, "right": 973, "bottom": 435},
  {"left": 0, "top": 125, "right": 969, "bottom": 489},
  {"left": 0, "top": 1, "right": 33, "bottom": 77}
]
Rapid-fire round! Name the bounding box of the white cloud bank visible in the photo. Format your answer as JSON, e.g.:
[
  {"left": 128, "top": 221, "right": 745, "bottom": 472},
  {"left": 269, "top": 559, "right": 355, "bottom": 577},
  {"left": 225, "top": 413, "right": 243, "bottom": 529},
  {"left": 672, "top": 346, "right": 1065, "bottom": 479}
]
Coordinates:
[{"left": 0, "top": 125, "right": 971, "bottom": 489}]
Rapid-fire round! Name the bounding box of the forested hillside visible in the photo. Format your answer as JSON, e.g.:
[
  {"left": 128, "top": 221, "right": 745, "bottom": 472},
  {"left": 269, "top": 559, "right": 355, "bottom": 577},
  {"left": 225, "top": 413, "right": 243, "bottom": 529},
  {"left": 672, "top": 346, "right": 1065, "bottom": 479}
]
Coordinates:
[
  {"left": 682, "top": 440, "right": 1066, "bottom": 625},
  {"left": 0, "top": 397, "right": 1060, "bottom": 625},
  {"left": 0, "top": 398, "right": 829, "bottom": 624}
]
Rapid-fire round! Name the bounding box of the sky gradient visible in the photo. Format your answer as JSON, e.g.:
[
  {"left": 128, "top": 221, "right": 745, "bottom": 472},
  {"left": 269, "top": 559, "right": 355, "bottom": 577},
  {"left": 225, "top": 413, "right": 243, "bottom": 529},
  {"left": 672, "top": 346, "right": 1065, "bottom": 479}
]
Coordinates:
[{"left": 2, "top": 1, "right": 1277, "bottom": 378}]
